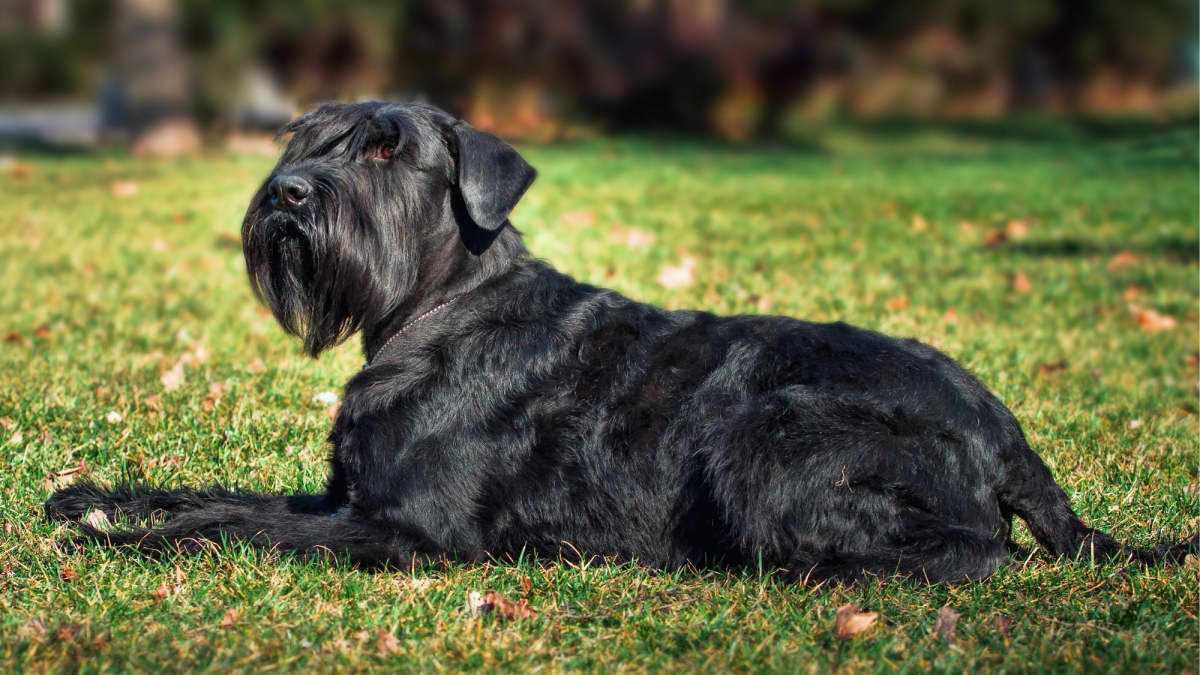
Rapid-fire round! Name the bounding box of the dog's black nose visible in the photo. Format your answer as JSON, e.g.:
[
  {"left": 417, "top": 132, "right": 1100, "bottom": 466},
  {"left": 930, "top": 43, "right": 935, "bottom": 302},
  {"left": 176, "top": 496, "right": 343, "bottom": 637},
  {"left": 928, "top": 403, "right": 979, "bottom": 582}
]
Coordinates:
[{"left": 268, "top": 175, "right": 312, "bottom": 210}]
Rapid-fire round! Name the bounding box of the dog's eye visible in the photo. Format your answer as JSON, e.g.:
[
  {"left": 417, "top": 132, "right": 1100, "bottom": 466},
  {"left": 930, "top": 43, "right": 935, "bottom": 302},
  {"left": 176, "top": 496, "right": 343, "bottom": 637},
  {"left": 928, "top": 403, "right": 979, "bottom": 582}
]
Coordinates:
[{"left": 376, "top": 145, "right": 395, "bottom": 161}]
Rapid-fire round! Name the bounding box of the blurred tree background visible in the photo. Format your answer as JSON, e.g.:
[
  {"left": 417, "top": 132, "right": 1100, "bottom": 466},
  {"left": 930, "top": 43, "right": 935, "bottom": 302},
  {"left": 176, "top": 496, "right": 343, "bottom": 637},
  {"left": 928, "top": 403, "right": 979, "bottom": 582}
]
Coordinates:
[{"left": 0, "top": 0, "right": 1196, "bottom": 147}]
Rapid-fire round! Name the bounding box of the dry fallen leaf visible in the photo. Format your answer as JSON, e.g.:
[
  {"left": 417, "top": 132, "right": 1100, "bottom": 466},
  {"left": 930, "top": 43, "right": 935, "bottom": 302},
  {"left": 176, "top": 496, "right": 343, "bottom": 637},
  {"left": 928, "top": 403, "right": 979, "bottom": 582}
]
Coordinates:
[
  {"left": 83, "top": 509, "right": 111, "bottom": 531},
  {"left": 34, "top": 324, "right": 51, "bottom": 339},
  {"left": 1036, "top": 361, "right": 1067, "bottom": 378},
  {"left": 1106, "top": 251, "right": 1140, "bottom": 274},
  {"left": 657, "top": 256, "right": 697, "bottom": 289},
  {"left": 10, "top": 161, "right": 34, "bottom": 180},
  {"left": 466, "top": 590, "right": 535, "bottom": 620},
  {"left": 1132, "top": 306, "right": 1177, "bottom": 332},
  {"left": 834, "top": 603, "right": 878, "bottom": 639},
  {"left": 376, "top": 629, "right": 400, "bottom": 655},
  {"left": 111, "top": 180, "right": 139, "bottom": 198},
  {"left": 219, "top": 609, "right": 240, "bottom": 628},
  {"left": 562, "top": 210, "right": 596, "bottom": 228},
  {"left": 55, "top": 624, "right": 81, "bottom": 642},
  {"left": 934, "top": 606, "right": 961, "bottom": 645},
  {"left": 59, "top": 565, "right": 77, "bottom": 582},
  {"left": 1011, "top": 272, "right": 1032, "bottom": 294},
  {"left": 4, "top": 331, "right": 21, "bottom": 344},
  {"left": 160, "top": 361, "right": 186, "bottom": 392},
  {"left": 466, "top": 590, "right": 488, "bottom": 617},
  {"left": 1005, "top": 219, "right": 1031, "bottom": 240},
  {"left": 483, "top": 591, "right": 536, "bottom": 620},
  {"left": 990, "top": 614, "right": 1014, "bottom": 635}
]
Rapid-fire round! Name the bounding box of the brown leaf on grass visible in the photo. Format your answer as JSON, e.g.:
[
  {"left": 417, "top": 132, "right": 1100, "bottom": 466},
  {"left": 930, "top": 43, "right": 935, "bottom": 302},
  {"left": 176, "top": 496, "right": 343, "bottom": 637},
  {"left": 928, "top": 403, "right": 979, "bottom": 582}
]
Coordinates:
[
  {"left": 10, "top": 161, "right": 34, "bottom": 180},
  {"left": 83, "top": 509, "right": 111, "bottom": 531},
  {"left": 657, "top": 256, "right": 697, "bottom": 289},
  {"left": 611, "top": 224, "right": 656, "bottom": 250},
  {"left": 160, "top": 361, "right": 186, "bottom": 392},
  {"left": 1005, "top": 219, "right": 1031, "bottom": 240},
  {"left": 1036, "top": 361, "right": 1068, "bottom": 378},
  {"left": 203, "top": 381, "right": 229, "bottom": 410},
  {"left": 483, "top": 591, "right": 535, "bottom": 620},
  {"left": 1106, "top": 251, "right": 1140, "bottom": 273},
  {"left": 376, "top": 629, "right": 400, "bottom": 655},
  {"left": 110, "top": 180, "right": 138, "bottom": 198},
  {"left": 834, "top": 604, "right": 878, "bottom": 639},
  {"left": 990, "top": 614, "right": 1014, "bottom": 635},
  {"left": 4, "top": 331, "right": 21, "bottom": 344},
  {"left": 59, "top": 565, "right": 77, "bottom": 582},
  {"left": 34, "top": 324, "right": 51, "bottom": 339},
  {"left": 934, "top": 606, "right": 961, "bottom": 645},
  {"left": 886, "top": 296, "right": 909, "bottom": 311},
  {"left": 214, "top": 232, "right": 240, "bottom": 250},
  {"left": 1011, "top": 272, "right": 1032, "bottom": 294},
  {"left": 151, "top": 583, "right": 172, "bottom": 601},
  {"left": 466, "top": 590, "right": 535, "bottom": 620},
  {"left": 1132, "top": 306, "right": 1177, "bottom": 332},
  {"left": 219, "top": 609, "right": 240, "bottom": 628},
  {"left": 562, "top": 210, "right": 596, "bottom": 228}
]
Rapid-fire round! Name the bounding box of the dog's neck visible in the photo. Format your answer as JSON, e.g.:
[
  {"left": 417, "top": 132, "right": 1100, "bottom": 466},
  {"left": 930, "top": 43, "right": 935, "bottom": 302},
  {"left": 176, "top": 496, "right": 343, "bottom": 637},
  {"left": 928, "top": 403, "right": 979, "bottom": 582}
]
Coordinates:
[{"left": 361, "top": 225, "right": 528, "bottom": 363}]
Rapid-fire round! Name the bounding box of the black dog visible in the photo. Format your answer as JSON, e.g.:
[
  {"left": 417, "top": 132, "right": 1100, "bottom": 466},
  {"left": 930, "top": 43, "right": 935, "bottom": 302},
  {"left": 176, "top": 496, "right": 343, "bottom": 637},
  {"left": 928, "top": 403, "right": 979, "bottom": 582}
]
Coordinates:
[{"left": 47, "top": 102, "right": 1195, "bottom": 583}]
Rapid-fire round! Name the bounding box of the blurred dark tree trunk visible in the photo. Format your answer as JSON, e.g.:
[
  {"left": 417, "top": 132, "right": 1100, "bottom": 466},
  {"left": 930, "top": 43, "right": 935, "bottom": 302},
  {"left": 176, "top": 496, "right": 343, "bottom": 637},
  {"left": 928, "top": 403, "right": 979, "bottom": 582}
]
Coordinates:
[{"left": 103, "top": 0, "right": 198, "bottom": 156}]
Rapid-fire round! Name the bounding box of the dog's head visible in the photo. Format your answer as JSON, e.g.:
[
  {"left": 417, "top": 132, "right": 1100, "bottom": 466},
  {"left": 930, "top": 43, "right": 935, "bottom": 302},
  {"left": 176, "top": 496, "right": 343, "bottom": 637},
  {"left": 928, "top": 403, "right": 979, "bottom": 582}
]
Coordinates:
[{"left": 242, "top": 102, "right": 535, "bottom": 356}]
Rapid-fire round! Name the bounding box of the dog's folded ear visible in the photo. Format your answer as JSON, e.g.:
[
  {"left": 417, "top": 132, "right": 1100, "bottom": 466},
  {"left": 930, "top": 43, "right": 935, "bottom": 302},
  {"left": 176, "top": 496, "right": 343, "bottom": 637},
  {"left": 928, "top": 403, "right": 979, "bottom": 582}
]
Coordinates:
[{"left": 451, "top": 122, "right": 536, "bottom": 253}]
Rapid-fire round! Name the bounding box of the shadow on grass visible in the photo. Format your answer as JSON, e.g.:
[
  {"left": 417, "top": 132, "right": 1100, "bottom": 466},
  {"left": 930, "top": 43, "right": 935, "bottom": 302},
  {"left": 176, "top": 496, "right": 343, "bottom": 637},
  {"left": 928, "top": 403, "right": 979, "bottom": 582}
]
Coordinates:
[{"left": 1005, "top": 237, "right": 1199, "bottom": 263}]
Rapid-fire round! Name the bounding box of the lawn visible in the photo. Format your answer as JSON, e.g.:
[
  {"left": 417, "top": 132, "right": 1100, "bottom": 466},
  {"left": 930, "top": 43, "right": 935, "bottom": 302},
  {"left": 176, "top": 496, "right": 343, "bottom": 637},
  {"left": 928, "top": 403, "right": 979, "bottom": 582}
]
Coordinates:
[{"left": 1, "top": 120, "right": 1197, "bottom": 672}]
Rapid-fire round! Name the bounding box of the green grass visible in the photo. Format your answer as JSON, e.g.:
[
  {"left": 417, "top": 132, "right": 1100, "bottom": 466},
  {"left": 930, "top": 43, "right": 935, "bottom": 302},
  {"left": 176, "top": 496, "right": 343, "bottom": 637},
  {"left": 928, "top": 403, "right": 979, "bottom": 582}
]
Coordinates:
[{"left": 1, "top": 121, "right": 1197, "bottom": 672}]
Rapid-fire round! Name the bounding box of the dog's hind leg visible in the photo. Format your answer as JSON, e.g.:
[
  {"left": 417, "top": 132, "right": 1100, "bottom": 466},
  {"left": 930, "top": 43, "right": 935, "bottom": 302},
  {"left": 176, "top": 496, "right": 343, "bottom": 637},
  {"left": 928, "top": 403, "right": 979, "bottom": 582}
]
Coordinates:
[
  {"left": 997, "top": 435, "right": 1198, "bottom": 565},
  {"left": 45, "top": 480, "right": 330, "bottom": 524},
  {"left": 791, "top": 523, "right": 1009, "bottom": 584}
]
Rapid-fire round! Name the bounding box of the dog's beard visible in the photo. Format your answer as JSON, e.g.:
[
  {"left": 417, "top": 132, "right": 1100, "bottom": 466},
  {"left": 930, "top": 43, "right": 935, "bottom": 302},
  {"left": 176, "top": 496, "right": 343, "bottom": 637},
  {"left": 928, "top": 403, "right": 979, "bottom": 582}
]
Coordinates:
[{"left": 242, "top": 181, "right": 404, "bottom": 356}]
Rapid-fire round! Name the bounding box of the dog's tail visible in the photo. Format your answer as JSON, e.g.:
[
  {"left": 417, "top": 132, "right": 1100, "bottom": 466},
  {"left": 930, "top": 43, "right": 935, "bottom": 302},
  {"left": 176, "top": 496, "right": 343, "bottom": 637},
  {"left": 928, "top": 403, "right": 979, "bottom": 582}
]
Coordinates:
[
  {"left": 44, "top": 481, "right": 434, "bottom": 569},
  {"left": 998, "top": 441, "right": 1198, "bottom": 565}
]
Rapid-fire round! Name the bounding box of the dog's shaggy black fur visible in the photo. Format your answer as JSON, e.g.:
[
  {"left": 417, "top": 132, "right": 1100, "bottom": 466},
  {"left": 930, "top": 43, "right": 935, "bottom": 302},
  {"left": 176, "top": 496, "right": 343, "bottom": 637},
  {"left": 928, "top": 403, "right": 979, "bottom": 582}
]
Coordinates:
[{"left": 47, "top": 102, "right": 1196, "bottom": 583}]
